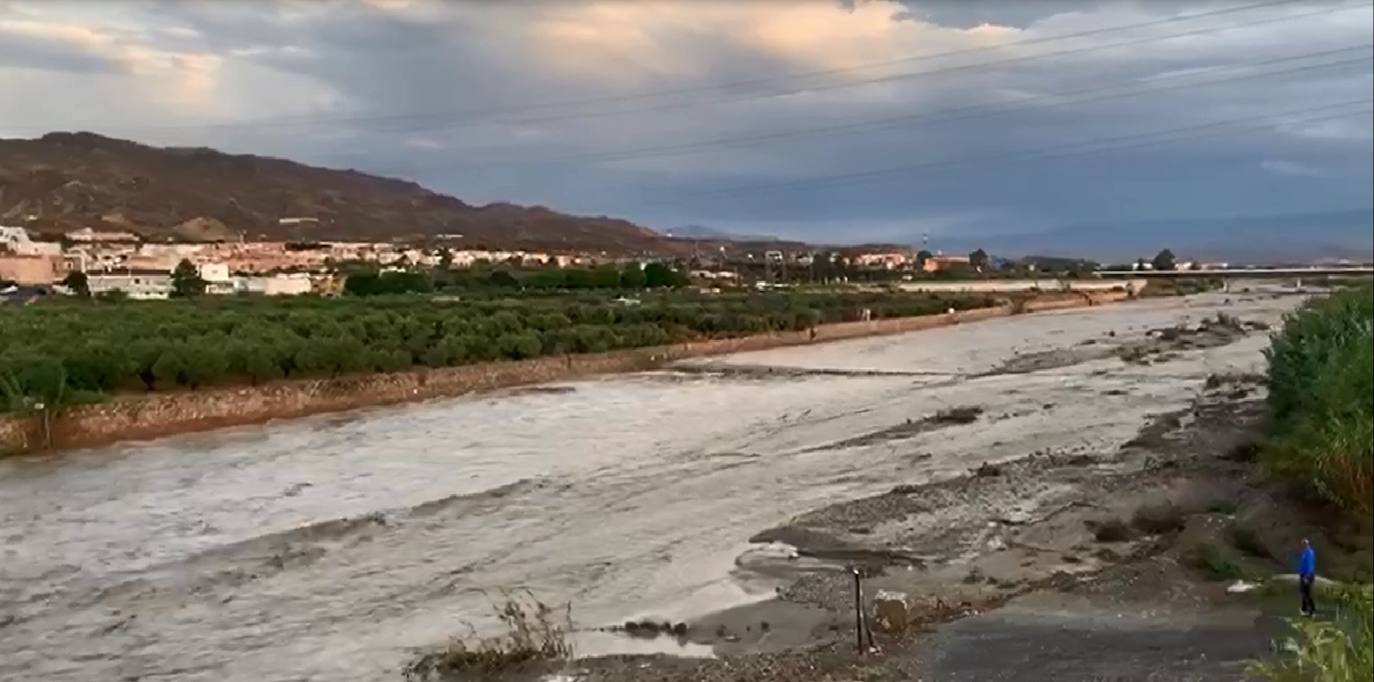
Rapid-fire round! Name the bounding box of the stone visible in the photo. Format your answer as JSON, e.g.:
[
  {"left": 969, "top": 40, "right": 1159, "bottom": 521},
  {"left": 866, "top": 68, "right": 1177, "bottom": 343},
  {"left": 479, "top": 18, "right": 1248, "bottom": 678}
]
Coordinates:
[{"left": 873, "top": 590, "right": 912, "bottom": 634}]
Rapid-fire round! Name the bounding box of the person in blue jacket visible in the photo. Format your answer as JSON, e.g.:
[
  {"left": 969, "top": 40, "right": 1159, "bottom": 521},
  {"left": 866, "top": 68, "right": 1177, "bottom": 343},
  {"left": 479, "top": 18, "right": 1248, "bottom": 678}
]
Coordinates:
[{"left": 1298, "top": 538, "right": 1317, "bottom": 616}]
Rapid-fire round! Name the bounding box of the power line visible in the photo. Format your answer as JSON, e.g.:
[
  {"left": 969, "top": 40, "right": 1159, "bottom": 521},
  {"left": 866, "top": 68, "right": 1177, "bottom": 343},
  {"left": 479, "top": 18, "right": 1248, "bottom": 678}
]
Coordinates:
[
  {"left": 665, "top": 99, "right": 1372, "bottom": 202},
  {"left": 8, "top": 0, "right": 1346, "bottom": 135},
  {"left": 379, "top": 0, "right": 1369, "bottom": 135},
  {"left": 435, "top": 45, "right": 1371, "bottom": 169}
]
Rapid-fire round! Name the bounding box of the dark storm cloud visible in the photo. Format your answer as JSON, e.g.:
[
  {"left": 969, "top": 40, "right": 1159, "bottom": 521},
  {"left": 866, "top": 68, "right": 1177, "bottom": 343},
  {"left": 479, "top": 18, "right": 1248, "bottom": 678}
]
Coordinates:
[{"left": 0, "top": 0, "right": 1369, "bottom": 245}]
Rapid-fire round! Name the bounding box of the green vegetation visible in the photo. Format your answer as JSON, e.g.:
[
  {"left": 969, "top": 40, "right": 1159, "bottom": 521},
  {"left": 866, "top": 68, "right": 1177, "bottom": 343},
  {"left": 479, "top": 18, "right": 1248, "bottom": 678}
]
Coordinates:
[
  {"left": 1231, "top": 525, "right": 1270, "bottom": 559},
  {"left": 60, "top": 271, "right": 90, "bottom": 298},
  {"left": 0, "top": 291, "right": 991, "bottom": 410},
  {"left": 1152, "top": 248, "right": 1177, "bottom": 271},
  {"left": 343, "top": 262, "right": 689, "bottom": 296},
  {"left": 171, "top": 258, "right": 206, "bottom": 298},
  {"left": 1185, "top": 542, "right": 1245, "bottom": 581},
  {"left": 1207, "top": 499, "right": 1239, "bottom": 515},
  {"left": 1250, "top": 287, "right": 1373, "bottom": 682},
  {"left": 1263, "top": 287, "right": 1373, "bottom": 515},
  {"left": 1250, "top": 585, "right": 1373, "bottom": 682}
]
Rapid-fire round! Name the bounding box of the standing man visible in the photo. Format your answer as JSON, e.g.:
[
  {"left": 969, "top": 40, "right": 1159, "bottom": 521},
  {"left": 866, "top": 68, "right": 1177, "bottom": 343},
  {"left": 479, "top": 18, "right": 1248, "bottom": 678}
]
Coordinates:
[{"left": 1298, "top": 538, "right": 1317, "bottom": 616}]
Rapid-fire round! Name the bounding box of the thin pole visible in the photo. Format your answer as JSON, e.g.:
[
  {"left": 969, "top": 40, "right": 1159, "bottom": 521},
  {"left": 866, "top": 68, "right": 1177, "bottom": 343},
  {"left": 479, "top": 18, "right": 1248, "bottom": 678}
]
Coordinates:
[{"left": 852, "top": 567, "right": 863, "bottom": 653}]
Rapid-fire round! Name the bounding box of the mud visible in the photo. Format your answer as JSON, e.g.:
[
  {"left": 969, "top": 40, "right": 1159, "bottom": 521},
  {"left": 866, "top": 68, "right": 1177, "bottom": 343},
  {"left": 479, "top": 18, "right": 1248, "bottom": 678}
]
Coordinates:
[
  {"left": 801, "top": 406, "right": 983, "bottom": 452},
  {"left": 0, "top": 287, "right": 1323, "bottom": 682}
]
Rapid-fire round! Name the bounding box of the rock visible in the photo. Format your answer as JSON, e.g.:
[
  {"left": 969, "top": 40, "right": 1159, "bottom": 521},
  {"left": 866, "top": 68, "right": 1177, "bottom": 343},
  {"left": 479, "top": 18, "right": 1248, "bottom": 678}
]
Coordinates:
[
  {"left": 974, "top": 462, "right": 1002, "bottom": 477},
  {"left": 1226, "top": 580, "right": 1259, "bottom": 594},
  {"left": 873, "top": 590, "right": 912, "bottom": 634}
]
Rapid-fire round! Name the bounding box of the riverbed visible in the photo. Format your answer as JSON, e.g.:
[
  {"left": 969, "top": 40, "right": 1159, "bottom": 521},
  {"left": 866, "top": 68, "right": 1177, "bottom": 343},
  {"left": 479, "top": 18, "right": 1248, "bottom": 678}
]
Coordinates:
[{"left": 0, "top": 288, "right": 1303, "bottom": 682}]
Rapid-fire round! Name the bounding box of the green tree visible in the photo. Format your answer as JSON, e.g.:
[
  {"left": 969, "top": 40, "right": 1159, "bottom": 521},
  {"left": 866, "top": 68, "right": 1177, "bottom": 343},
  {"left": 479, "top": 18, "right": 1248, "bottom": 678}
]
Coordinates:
[
  {"left": 370, "top": 348, "right": 413, "bottom": 372},
  {"left": 182, "top": 343, "right": 229, "bottom": 389},
  {"left": 227, "top": 341, "right": 283, "bottom": 385},
  {"left": 643, "top": 262, "right": 685, "bottom": 288},
  {"left": 591, "top": 265, "right": 622, "bottom": 288},
  {"left": 969, "top": 249, "right": 990, "bottom": 272},
  {"left": 489, "top": 270, "right": 519, "bottom": 287},
  {"left": 62, "top": 271, "right": 91, "bottom": 298},
  {"left": 171, "top": 259, "right": 207, "bottom": 298},
  {"left": 619, "top": 265, "right": 647, "bottom": 289},
  {"left": 497, "top": 331, "right": 544, "bottom": 359},
  {"left": 65, "top": 341, "right": 129, "bottom": 392},
  {"left": 525, "top": 269, "right": 567, "bottom": 289},
  {"left": 916, "top": 250, "right": 934, "bottom": 269},
  {"left": 7, "top": 358, "right": 68, "bottom": 447},
  {"left": 564, "top": 268, "right": 595, "bottom": 289},
  {"left": 1152, "top": 249, "right": 1177, "bottom": 272},
  {"left": 152, "top": 346, "right": 190, "bottom": 388}
]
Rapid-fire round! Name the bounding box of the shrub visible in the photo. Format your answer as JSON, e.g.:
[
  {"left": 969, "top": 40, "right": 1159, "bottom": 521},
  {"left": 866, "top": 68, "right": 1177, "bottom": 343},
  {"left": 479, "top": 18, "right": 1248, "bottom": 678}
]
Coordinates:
[
  {"left": 1232, "top": 525, "right": 1269, "bottom": 558},
  {"left": 1207, "top": 499, "right": 1239, "bottom": 515},
  {"left": 1263, "top": 288, "right": 1374, "bottom": 515},
  {"left": 403, "top": 593, "right": 573, "bottom": 681},
  {"left": 1185, "top": 543, "right": 1244, "bottom": 581},
  {"left": 1250, "top": 585, "right": 1373, "bottom": 682}
]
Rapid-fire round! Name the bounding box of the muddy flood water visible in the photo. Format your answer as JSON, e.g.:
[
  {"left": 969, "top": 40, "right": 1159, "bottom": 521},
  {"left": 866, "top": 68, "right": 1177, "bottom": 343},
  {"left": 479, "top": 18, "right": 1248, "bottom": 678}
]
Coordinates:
[{"left": 0, "top": 289, "right": 1305, "bottom": 681}]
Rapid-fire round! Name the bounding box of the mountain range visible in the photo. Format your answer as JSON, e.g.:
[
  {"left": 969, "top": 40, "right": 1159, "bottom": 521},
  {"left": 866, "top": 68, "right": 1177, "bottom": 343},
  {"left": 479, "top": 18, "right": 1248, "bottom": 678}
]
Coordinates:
[
  {"left": 665, "top": 225, "right": 780, "bottom": 242},
  {"left": 0, "top": 132, "right": 666, "bottom": 253},
  {"left": 929, "top": 210, "right": 1373, "bottom": 264}
]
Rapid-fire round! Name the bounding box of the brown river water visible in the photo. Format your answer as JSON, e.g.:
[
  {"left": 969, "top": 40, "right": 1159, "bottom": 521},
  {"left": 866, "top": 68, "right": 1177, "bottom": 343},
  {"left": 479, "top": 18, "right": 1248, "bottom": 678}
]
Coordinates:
[{"left": 0, "top": 288, "right": 1303, "bottom": 681}]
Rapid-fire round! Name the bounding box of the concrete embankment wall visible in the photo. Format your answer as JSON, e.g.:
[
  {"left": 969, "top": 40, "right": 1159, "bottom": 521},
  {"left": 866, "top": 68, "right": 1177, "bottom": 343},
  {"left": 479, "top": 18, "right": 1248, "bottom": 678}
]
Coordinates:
[
  {"left": 0, "top": 292, "right": 1128, "bottom": 454},
  {"left": 897, "top": 278, "right": 1148, "bottom": 294}
]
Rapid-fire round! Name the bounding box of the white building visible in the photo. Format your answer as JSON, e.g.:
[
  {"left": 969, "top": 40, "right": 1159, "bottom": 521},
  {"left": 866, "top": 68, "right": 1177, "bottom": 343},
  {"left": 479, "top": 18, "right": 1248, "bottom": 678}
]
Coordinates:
[
  {"left": 1, "top": 226, "right": 61, "bottom": 256},
  {"left": 236, "top": 273, "right": 313, "bottom": 296},
  {"left": 87, "top": 272, "right": 173, "bottom": 300},
  {"left": 65, "top": 227, "right": 140, "bottom": 243},
  {"left": 1, "top": 226, "right": 33, "bottom": 252},
  {"left": 198, "top": 262, "right": 235, "bottom": 295}
]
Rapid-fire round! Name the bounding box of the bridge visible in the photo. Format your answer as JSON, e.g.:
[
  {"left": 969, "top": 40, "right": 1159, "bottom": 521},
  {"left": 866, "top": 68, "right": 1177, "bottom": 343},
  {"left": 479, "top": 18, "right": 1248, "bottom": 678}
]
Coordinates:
[{"left": 1096, "top": 267, "right": 1372, "bottom": 279}]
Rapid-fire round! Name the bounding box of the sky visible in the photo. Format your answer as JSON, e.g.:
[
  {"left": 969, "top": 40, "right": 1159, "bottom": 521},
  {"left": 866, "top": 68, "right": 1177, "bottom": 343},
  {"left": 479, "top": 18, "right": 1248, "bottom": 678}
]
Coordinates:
[{"left": 1, "top": 0, "right": 1371, "bottom": 246}]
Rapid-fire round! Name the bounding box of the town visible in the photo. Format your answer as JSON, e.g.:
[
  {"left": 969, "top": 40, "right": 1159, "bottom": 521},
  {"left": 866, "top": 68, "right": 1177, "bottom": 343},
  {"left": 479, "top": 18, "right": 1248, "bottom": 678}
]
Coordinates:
[{"left": 3, "top": 221, "right": 1338, "bottom": 303}]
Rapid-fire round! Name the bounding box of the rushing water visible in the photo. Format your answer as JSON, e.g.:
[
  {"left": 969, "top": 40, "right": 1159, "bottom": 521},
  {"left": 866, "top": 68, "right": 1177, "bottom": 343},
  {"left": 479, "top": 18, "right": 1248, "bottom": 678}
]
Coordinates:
[{"left": 0, "top": 290, "right": 1302, "bottom": 682}]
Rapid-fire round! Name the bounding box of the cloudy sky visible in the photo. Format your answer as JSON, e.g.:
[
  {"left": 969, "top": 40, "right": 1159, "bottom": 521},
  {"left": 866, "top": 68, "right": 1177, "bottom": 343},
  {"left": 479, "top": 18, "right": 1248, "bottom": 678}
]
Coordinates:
[{"left": 1, "top": 0, "right": 1371, "bottom": 244}]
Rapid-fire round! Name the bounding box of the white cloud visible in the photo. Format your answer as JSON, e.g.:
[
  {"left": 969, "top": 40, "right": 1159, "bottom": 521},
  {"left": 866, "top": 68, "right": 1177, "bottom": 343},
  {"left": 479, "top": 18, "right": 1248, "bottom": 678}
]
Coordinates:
[
  {"left": 1261, "top": 159, "right": 1327, "bottom": 177},
  {"left": 0, "top": 0, "right": 1369, "bottom": 241}
]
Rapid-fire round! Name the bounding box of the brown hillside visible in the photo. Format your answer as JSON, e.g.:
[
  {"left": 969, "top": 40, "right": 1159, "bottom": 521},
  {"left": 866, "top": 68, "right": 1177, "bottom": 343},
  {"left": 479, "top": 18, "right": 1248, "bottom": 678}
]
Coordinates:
[{"left": 0, "top": 132, "right": 669, "bottom": 253}]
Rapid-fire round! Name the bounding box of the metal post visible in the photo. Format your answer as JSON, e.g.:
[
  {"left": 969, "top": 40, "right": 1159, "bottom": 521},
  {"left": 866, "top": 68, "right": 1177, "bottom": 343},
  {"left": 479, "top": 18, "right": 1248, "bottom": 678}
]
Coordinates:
[{"left": 852, "top": 567, "right": 865, "bottom": 653}]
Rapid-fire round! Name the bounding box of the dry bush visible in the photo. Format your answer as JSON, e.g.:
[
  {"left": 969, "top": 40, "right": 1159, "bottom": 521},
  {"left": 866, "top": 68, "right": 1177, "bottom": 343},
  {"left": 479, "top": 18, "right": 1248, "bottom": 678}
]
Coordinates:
[{"left": 403, "top": 591, "right": 573, "bottom": 681}]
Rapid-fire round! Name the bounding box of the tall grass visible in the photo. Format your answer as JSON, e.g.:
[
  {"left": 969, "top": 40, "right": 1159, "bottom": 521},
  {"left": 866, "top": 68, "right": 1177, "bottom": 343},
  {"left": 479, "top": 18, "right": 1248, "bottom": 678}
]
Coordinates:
[
  {"left": 1263, "top": 287, "right": 1374, "bottom": 515},
  {"left": 403, "top": 592, "right": 573, "bottom": 681},
  {"left": 1250, "top": 585, "right": 1374, "bottom": 682}
]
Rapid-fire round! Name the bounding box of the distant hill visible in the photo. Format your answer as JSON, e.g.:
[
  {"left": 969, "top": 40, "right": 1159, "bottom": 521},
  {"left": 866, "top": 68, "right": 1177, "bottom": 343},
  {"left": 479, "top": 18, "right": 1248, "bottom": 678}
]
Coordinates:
[
  {"left": 932, "top": 210, "right": 1374, "bottom": 264},
  {"left": 666, "top": 224, "right": 780, "bottom": 242},
  {"left": 0, "top": 132, "right": 668, "bottom": 252}
]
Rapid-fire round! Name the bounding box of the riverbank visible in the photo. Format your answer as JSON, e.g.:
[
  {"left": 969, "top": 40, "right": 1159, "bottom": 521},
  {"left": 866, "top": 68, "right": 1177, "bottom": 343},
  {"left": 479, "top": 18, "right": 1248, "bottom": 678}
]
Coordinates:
[{"left": 0, "top": 291, "right": 1127, "bottom": 454}]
